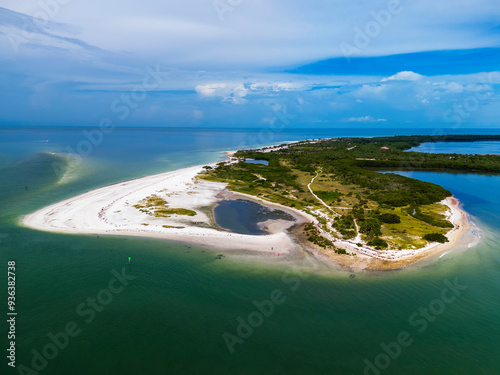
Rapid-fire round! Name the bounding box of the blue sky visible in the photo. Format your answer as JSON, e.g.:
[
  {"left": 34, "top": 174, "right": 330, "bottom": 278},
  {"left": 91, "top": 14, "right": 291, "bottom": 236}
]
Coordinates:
[{"left": 0, "top": 0, "right": 499, "bottom": 128}]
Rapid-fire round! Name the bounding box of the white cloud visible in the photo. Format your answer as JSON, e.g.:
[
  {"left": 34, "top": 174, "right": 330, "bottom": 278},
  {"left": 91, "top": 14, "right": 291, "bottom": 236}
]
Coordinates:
[
  {"left": 194, "top": 82, "right": 249, "bottom": 104},
  {"left": 222, "top": 84, "right": 248, "bottom": 104},
  {"left": 381, "top": 71, "right": 424, "bottom": 82},
  {"left": 195, "top": 83, "right": 227, "bottom": 97},
  {"left": 343, "top": 116, "right": 387, "bottom": 122}
]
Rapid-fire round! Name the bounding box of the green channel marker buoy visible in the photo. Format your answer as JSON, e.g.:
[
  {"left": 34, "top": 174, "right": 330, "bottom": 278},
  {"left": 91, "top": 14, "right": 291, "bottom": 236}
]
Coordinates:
[{"left": 128, "top": 257, "right": 131, "bottom": 265}]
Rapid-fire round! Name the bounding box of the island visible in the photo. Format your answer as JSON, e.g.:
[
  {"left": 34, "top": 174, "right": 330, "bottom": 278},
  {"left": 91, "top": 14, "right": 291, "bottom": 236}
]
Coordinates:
[{"left": 23, "top": 134, "right": 500, "bottom": 270}]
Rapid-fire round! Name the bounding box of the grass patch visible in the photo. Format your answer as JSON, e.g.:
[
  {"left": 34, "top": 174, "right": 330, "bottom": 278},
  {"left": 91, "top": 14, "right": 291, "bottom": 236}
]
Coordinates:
[
  {"left": 379, "top": 206, "right": 448, "bottom": 249},
  {"left": 154, "top": 208, "right": 196, "bottom": 217},
  {"left": 136, "top": 194, "right": 168, "bottom": 208}
]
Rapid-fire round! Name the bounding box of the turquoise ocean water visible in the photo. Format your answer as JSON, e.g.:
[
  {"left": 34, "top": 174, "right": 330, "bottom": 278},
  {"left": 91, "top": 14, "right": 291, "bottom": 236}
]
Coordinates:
[{"left": 1, "top": 127, "right": 500, "bottom": 375}]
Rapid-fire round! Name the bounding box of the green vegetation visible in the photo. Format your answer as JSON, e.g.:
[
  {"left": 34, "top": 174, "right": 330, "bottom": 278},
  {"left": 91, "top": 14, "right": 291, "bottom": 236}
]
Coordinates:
[
  {"left": 332, "top": 215, "right": 356, "bottom": 239},
  {"left": 134, "top": 194, "right": 168, "bottom": 208},
  {"left": 304, "top": 223, "right": 335, "bottom": 249},
  {"left": 154, "top": 208, "right": 196, "bottom": 217},
  {"left": 408, "top": 206, "right": 453, "bottom": 228},
  {"left": 358, "top": 218, "right": 382, "bottom": 239},
  {"left": 200, "top": 135, "right": 500, "bottom": 252},
  {"left": 303, "top": 223, "right": 347, "bottom": 254},
  {"left": 423, "top": 233, "right": 449, "bottom": 243},
  {"left": 379, "top": 213, "right": 401, "bottom": 224},
  {"left": 134, "top": 194, "right": 196, "bottom": 218},
  {"left": 315, "top": 190, "right": 343, "bottom": 202},
  {"left": 367, "top": 238, "right": 389, "bottom": 249}
]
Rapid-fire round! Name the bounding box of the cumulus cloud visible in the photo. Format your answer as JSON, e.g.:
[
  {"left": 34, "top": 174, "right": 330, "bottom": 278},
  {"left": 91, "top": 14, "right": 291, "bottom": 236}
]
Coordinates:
[
  {"left": 381, "top": 71, "right": 424, "bottom": 82},
  {"left": 228, "top": 84, "right": 248, "bottom": 104},
  {"left": 194, "top": 83, "right": 250, "bottom": 104},
  {"left": 193, "top": 81, "right": 307, "bottom": 104},
  {"left": 195, "top": 83, "right": 227, "bottom": 97}
]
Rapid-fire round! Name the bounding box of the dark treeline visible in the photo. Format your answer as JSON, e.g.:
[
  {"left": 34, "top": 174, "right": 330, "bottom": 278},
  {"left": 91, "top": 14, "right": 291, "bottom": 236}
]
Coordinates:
[
  {"left": 368, "top": 134, "right": 500, "bottom": 148},
  {"left": 239, "top": 134, "right": 500, "bottom": 174},
  {"left": 233, "top": 134, "right": 500, "bottom": 207}
]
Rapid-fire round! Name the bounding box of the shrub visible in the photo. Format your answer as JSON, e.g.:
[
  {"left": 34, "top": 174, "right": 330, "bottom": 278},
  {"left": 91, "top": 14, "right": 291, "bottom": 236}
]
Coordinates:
[
  {"left": 423, "top": 233, "right": 449, "bottom": 243},
  {"left": 359, "top": 219, "right": 382, "bottom": 237},
  {"left": 367, "top": 238, "right": 388, "bottom": 249},
  {"left": 379, "top": 213, "right": 401, "bottom": 224}
]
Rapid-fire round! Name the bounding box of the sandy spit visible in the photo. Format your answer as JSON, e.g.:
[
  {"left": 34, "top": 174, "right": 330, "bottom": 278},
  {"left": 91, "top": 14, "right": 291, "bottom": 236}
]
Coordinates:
[{"left": 22, "top": 160, "right": 473, "bottom": 270}]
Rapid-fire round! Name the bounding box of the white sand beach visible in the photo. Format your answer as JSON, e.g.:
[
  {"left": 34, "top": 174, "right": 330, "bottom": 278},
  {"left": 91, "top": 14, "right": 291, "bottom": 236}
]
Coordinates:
[{"left": 22, "top": 164, "right": 302, "bottom": 254}]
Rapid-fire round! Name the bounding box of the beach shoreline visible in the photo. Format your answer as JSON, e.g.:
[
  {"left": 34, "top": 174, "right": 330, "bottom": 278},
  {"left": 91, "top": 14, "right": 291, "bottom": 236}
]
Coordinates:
[{"left": 22, "top": 150, "right": 474, "bottom": 270}]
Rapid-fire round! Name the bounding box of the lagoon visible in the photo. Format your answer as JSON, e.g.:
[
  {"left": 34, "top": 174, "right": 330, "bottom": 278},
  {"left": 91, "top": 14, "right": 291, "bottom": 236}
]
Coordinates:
[
  {"left": 214, "top": 199, "right": 294, "bottom": 235},
  {"left": 244, "top": 159, "right": 269, "bottom": 165}
]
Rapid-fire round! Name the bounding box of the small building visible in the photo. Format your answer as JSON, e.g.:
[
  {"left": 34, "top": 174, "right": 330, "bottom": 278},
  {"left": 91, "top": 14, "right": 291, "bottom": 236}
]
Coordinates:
[{"left": 381, "top": 146, "right": 389, "bottom": 150}]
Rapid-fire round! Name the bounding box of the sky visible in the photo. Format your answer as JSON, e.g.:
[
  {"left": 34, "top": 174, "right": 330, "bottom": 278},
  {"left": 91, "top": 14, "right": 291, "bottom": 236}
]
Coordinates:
[{"left": 0, "top": 0, "right": 499, "bottom": 128}]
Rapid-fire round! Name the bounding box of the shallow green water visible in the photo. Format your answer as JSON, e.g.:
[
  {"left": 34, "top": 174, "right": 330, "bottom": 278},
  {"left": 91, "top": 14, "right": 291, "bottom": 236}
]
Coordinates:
[{"left": 1, "top": 128, "right": 500, "bottom": 375}]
